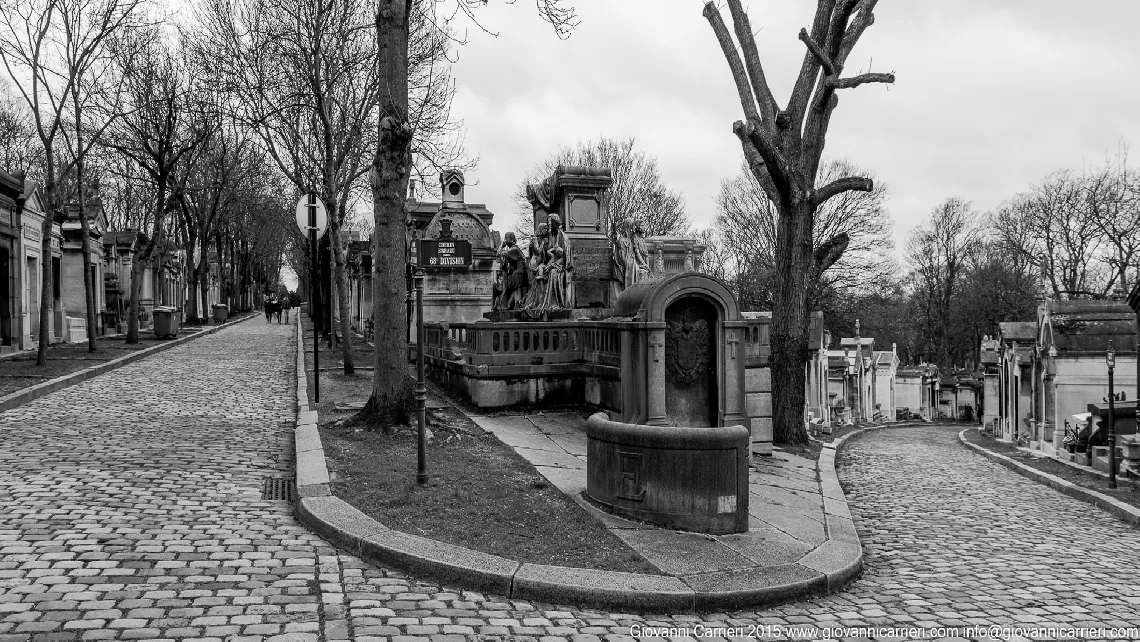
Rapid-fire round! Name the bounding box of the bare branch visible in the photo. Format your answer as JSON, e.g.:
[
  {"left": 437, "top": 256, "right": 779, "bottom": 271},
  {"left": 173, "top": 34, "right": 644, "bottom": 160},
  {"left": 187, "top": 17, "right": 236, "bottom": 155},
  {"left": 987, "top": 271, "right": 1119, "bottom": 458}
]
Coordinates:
[
  {"left": 826, "top": 71, "right": 894, "bottom": 89},
  {"left": 798, "top": 28, "right": 834, "bottom": 76},
  {"left": 726, "top": 0, "right": 778, "bottom": 123},
  {"left": 732, "top": 118, "right": 790, "bottom": 199},
  {"left": 703, "top": 1, "right": 760, "bottom": 124},
  {"left": 812, "top": 175, "right": 872, "bottom": 209},
  {"left": 837, "top": 0, "right": 878, "bottom": 66},
  {"left": 812, "top": 231, "right": 849, "bottom": 274}
]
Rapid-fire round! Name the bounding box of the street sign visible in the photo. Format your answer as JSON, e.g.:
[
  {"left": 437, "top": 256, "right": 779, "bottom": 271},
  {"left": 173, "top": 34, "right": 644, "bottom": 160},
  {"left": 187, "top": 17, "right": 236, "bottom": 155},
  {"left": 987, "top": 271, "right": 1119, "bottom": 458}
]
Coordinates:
[
  {"left": 295, "top": 194, "right": 328, "bottom": 237},
  {"left": 420, "top": 239, "right": 472, "bottom": 268}
]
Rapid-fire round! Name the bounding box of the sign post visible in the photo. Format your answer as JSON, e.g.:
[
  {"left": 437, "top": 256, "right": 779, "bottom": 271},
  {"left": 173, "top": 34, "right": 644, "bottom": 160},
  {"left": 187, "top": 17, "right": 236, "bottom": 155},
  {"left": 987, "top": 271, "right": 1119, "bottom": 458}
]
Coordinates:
[{"left": 296, "top": 194, "right": 328, "bottom": 402}]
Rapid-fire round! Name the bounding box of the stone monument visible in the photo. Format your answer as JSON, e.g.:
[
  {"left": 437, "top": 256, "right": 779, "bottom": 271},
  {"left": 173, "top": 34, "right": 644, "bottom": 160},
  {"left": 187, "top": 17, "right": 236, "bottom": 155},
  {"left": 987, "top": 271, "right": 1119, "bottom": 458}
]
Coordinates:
[
  {"left": 411, "top": 170, "right": 497, "bottom": 325},
  {"left": 527, "top": 166, "right": 615, "bottom": 308}
]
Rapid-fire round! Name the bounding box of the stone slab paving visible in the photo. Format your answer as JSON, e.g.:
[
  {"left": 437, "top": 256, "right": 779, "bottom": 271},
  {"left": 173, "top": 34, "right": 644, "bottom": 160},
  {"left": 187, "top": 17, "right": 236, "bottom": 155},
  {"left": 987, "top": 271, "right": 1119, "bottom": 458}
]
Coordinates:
[
  {"left": 472, "top": 412, "right": 834, "bottom": 580},
  {"left": 4, "top": 317, "right": 1140, "bottom": 641}
]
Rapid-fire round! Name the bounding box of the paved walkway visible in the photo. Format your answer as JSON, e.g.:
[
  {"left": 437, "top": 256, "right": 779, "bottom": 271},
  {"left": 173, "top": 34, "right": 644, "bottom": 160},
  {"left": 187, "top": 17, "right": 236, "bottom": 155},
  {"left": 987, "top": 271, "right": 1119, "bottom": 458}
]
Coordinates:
[
  {"left": 2, "top": 320, "right": 1139, "bottom": 641},
  {"left": 470, "top": 413, "right": 835, "bottom": 580}
]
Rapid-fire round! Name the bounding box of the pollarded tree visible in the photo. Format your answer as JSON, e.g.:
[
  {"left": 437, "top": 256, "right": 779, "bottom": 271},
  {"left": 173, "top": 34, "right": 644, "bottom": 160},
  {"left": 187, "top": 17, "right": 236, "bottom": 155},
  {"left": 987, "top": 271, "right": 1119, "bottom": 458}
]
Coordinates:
[
  {"left": 512, "top": 136, "right": 690, "bottom": 240},
  {"left": 714, "top": 157, "right": 894, "bottom": 313},
  {"left": 704, "top": 0, "right": 895, "bottom": 445}
]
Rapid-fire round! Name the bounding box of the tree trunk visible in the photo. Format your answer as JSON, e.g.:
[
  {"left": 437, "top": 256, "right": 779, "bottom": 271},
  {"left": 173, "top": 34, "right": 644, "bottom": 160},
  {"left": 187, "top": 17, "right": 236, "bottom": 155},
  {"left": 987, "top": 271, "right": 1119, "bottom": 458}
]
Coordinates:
[
  {"left": 76, "top": 171, "right": 97, "bottom": 352},
  {"left": 321, "top": 236, "right": 332, "bottom": 342},
  {"left": 126, "top": 243, "right": 144, "bottom": 344},
  {"left": 329, "top": 217, "right": 354, "bottom": 374},
  {"left": 770, "top": 199, "right": 812, "bottom": 446},
  {"left": 36, "top": 214, "right": 54, "bottom": 365},
  {"left": 359, "top": 0, "right": 413, "bottom": 428}
]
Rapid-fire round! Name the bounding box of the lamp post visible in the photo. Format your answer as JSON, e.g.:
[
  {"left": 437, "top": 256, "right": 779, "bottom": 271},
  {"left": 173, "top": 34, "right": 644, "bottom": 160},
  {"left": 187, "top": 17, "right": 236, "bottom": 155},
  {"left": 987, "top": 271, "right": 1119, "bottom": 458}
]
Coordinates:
[
  {"left": 1107, "top": 339, "right": 1116, "bottom": 489},
  {"left": 844, "top": 347, "right": 853, "bottom": 423},
  {"left": 1011, "top": 345, "right": 1020, "bottom": 442},
  {"left": 855, "top": 319, "right": 862, "bottom": 422}
]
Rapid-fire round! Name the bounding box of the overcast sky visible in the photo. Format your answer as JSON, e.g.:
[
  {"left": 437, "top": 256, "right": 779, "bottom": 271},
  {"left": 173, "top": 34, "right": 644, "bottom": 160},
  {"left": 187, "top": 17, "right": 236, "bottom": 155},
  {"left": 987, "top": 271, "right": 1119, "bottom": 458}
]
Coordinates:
[{"left": 442, "top": 0, "right": 1140, "bottom": 255}]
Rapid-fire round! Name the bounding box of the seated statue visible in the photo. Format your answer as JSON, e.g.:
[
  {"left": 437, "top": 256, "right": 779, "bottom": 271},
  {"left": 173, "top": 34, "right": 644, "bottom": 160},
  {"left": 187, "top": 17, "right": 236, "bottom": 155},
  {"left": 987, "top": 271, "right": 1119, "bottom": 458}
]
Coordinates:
[{"left": 523, "top": 214, "right": 573, "bottom": 316}]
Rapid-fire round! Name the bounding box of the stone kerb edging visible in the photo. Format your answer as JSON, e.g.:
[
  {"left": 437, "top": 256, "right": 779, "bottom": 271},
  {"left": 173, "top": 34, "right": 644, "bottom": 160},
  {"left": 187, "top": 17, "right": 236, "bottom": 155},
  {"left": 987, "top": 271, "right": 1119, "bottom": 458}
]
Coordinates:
[
  {"left": 958, "top": 428, "right": 1140, "bottom": 528},
  {"left": 0, "top": 313, "right": 257, "bottom": 415},
  {"left": 292, "top": 320, "right": 865, "bottom": 611}
]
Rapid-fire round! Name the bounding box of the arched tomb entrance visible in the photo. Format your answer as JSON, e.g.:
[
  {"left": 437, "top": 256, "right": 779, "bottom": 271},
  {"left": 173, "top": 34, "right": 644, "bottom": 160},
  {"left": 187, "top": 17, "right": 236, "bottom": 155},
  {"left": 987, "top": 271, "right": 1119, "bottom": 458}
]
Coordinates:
[
  {"left": 613, "top": 272, "right": 746, "bottom": 429},
  {"left": 585, "top": 273, "right": 750, "bottom": 534},
  {"left": 664, "top": 296, "right": 719, "bottom": 427}
]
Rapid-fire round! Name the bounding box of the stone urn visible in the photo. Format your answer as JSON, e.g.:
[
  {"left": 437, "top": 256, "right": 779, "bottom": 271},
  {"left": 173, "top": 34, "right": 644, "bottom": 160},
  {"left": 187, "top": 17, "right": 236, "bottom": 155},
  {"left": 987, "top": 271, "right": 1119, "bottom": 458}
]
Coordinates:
[{"left": 1122, "top": 435, "right": 1140, "bottom": 471}]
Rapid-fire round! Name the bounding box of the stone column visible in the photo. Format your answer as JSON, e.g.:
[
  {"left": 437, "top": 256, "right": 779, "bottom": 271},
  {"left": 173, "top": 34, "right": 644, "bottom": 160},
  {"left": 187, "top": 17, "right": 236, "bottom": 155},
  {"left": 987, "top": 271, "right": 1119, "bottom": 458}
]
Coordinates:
[
  {"left": 722, "top": 322, "right": 747, "bottom": 427},
  {"left": 645, "top": 324, "right": 669, "bottom": 426},
  {"left": 1043, "top": 372, "right": 1057, "bottom": 446}
]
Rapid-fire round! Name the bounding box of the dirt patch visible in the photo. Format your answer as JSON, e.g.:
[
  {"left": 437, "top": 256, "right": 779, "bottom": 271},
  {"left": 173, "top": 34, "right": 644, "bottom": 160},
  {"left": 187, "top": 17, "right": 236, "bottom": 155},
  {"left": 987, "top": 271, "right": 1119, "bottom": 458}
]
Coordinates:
[
  {"left": 964, "top": 428, "right": 1140, "bottom": 511},
  {"left": 301, "top": 317, "right": 662, "bottom": 574}
]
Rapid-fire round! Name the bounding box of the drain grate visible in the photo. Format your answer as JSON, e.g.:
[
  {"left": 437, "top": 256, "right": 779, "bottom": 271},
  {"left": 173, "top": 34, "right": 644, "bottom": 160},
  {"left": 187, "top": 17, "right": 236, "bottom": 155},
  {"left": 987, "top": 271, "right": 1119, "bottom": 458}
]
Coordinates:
[{"left": 262, "top": 477, "right": 296, "bottom": 501}]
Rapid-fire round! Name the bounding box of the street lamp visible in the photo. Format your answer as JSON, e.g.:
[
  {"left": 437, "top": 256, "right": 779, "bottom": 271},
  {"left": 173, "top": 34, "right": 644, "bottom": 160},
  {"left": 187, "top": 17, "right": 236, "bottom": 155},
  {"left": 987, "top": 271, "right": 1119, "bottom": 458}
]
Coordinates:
[
  {"left": 844, "top": 347, "right": 854, "bottom": 423},
  {"left": 1106, "top": 339, "right": 1117, "bottom": 489}
]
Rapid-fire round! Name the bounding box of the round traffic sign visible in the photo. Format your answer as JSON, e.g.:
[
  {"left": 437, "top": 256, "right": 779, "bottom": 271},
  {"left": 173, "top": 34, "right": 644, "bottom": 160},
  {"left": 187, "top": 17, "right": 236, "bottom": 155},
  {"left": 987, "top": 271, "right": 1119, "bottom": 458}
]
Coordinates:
[{"left": 295, "top": 194, "right": 328, "bottom": 237}]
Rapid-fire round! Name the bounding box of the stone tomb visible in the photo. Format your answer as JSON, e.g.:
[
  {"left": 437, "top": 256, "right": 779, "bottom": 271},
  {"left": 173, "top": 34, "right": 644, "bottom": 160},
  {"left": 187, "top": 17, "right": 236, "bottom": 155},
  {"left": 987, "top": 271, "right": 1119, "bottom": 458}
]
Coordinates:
[
  {"left": 585, "top": 273, "right": 750, "bottom": 535},
  {"left": 611, "top": 273, "right": 747, "bottom": 428}
]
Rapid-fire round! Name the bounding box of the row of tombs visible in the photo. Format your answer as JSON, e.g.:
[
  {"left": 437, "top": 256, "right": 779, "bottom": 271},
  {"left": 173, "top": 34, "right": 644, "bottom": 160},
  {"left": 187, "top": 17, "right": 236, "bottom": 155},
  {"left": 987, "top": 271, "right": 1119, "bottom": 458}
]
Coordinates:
[{"left": 341, "top": 166, "right": 972, "bottom": 535}]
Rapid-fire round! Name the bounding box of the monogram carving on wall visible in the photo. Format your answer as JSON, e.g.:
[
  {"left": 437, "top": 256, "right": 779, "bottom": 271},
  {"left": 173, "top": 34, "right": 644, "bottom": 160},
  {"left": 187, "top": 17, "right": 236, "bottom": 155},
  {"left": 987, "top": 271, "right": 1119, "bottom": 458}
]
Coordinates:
[{"left": 665, "top": 308, "right": 710, "bottom": 386}]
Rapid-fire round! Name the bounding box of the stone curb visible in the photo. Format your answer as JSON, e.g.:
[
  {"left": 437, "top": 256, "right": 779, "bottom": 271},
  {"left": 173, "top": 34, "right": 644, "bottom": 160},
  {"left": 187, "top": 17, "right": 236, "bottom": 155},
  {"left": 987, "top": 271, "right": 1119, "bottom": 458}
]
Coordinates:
[
  {"left": 958, "top": 428, "right": 1140, "bottom": 528},
  {"left": 291, "top": 316, "right": 864, "bottom": 611},
  {"left": 0, "top": 313, "right": 257, "bottom": 414}
]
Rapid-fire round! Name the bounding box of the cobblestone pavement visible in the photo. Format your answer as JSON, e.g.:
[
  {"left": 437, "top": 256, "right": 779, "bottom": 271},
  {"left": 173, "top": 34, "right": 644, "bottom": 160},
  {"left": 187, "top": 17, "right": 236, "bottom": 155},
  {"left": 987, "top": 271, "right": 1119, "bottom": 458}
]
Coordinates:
[{"left": 3, "top": 321, "right": 1139, "bottom": 641}]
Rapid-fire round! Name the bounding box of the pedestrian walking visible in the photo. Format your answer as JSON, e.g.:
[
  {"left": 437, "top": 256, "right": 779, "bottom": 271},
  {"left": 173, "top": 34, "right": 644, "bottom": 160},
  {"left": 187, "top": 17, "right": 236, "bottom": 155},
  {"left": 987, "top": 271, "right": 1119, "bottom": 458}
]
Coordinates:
[
  {"left": 274, "top": 298, "right": 283, "bottom": 324},
  {"left": 265, "top": 295, "right": 277, "bottom": 323},
  {"left": 282, "top": 295, "right": 293, "bottom": 323}
]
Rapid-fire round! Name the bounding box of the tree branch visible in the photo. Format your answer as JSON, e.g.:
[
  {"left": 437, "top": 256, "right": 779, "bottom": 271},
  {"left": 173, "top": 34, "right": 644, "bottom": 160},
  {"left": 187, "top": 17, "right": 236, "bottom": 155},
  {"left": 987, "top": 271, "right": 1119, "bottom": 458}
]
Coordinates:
[
  {"left": 812, "top": 231, "right": 850, "bottom": 275},
  {"left": 726, "top": 0, "right": 778, "bottom": 124},
  {"left": 798, "top": 28, "right": 834, "bottom": 76},
  {"left": 732, "top": 118, "right": 790, "bottom": 200},
  {"left": 812, "top": 176, "right": 872, "bottom": 209},
  {"left": 826, "top": 72, "right": 894, "bottom": 89},
  {"left": 837, "top": 0, "right": 878, "bottom": 66},
  {"left": 703, "top": 1, "right": 760, "bottom": 123}
]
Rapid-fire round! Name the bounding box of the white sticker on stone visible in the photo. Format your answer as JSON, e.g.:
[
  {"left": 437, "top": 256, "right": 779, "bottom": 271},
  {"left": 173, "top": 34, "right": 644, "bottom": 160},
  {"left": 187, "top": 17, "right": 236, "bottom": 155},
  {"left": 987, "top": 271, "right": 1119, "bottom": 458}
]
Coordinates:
[{"left": 717, "top": 495, "right": 736, "bottom": 513}]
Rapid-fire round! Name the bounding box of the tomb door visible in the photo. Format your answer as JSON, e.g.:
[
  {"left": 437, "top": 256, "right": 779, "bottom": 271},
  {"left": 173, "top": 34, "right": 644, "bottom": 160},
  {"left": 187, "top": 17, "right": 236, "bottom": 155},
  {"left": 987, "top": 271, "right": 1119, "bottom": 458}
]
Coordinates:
[{"left": 664, "top": 296, "right": 718, "bottom": 427}]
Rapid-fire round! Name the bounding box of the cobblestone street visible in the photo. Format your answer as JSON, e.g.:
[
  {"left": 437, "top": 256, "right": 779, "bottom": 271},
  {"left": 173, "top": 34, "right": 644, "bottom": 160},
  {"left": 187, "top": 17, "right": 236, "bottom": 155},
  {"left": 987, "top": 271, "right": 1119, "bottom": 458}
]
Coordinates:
[{"left": 2, "top": 320, "right": 1139, "bottom": 641}]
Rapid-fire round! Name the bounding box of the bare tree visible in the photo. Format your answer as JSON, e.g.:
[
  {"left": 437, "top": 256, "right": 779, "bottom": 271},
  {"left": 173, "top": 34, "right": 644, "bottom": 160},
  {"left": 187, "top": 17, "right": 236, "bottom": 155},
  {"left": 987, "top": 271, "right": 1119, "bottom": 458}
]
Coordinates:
[
  {"left": 512, "top": 136, "right": 689, "bottom": 240},
  {"left": 0, "top": 0, "right": 147, "bottom": 362},
  {"left": 704, "top": 0, "right": 894, "bottom": 444},
  {"left": 193, "top": 0, "right": 470, "bottom": 377},
  {"left": 714, "top": 157, "right": 894, "bottom": 312},
  {"left": 173, "top": 124, "right": 254, "bottom": 324},
  {"left": 103, "top": 25, "right": 210, "bottom": 343},
  {"left": 995, "top": 171, "right": 1108, "bottom": 300},
  {"left": 1085, "top": 150, "right": 1140, "bottom": 293},
  {"left": 905, "top": 198, "right": 981, "bottom": 367},
  {"left": 0, "top": 82, "right": 39, "bottom": 170}
]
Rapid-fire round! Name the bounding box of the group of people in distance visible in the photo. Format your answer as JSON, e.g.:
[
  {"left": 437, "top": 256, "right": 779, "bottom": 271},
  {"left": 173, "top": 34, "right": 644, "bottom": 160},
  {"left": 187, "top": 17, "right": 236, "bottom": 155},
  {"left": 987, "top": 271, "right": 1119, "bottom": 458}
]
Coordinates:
[
  {"left": 264, "top": 293, "right": 293, "bottom": 324},
  {"left": 492, "top": 212, "right": 574, "bottom": 316}
]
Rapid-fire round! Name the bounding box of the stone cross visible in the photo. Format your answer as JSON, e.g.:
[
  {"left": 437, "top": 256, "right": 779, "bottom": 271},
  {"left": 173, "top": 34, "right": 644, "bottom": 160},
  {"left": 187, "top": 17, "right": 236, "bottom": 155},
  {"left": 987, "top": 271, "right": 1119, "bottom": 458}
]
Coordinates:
[
  {"left": 726, "top": 331, "right": 739, "bottom": 359},
  {"left": 650, "top": 335, "right": 664, "bottom": 362}
]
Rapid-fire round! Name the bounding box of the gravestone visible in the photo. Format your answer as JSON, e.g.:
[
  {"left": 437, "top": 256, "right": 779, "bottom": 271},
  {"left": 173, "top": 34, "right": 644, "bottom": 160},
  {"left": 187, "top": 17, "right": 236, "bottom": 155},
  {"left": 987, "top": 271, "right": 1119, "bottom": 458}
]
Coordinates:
[{"left": 664, "top": 297, "right": 718, "bottom": 427}]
